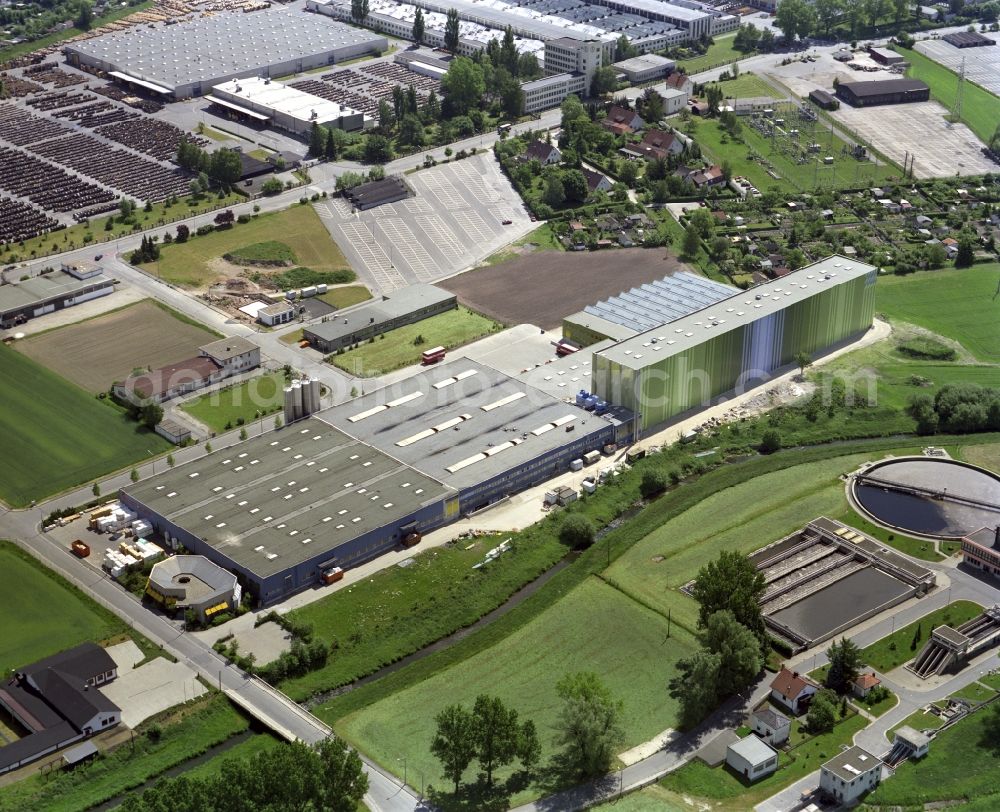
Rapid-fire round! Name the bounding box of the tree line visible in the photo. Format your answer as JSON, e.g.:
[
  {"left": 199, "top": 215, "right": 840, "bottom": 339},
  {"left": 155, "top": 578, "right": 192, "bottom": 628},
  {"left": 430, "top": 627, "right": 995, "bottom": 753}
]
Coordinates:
[{"left": 175, "top": 141, "right": 242, "bottom": 186}]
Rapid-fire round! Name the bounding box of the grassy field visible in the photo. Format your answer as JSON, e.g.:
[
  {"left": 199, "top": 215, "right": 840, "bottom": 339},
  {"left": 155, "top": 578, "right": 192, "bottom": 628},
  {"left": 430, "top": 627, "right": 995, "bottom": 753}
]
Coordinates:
[
  {"left": 0, "top": 344, "right": 169, "bottom": 506},
  {"left": 604, "top": 452, "right": 879, "bottom": 634},
  {"left": 950, "top": 682, "right": 998, "bottom": 704},
  {"left": 858, "top": 601, "right": 983, "bottom": 673},
  {"left": 141, "top": 207, "right": 352, "bottom": 289},
  {"left": 899, "top": 46, "right": 1000, "bottom": 144},
  {"left": 659, "top": 714, "right": 867, "bottom": 811},
  {"left": 283, "top": 527, "right": 571, "bottom": 701},
  {"left": 676, "top": 33, "right": 745, "bottom": 74},
  {"left": 2, "top": 190, "right": 245, "bottom": 265},
  {"left": 319, "top": 285, "right": 372, "bottom": 309},
  {"left": 337, "top": 577, "right": 698, "bottom": 803},
  {"left": 592, "top": 786, "right": 687, "bottom": 811},
  {"left": 875, "top": 265, "right": 1000, "bottom": 363},
  {"left": 687, "top": 113, "right": 897, "bottom": 194},
  {"left": 890, "top": 708, "right": 946, "bottom": 737},
  {"left": 328, "top": 307, "right": 501, "bottom": 376},
  {"left": 181, "top": 371, "right": 287, "bottom": 434},
  {"left": 0, "top": 541, "right": 134, "bottom": 676},
  {"left": 224, "top": 240, "right": 296, "bottom": 264},
  {"left": 713, "top": 73, "right": 780, "bottom": 100},
  {"left": 16, "top": 300, "right": 219, "bottom": 393},
  {"left": 959, "top": 442, "right": 1000, "bottom": 473},
  {"left": 484, "top": 223, "right": 563, "bottom": 266},
  {"left": 0, "top": 695, "right": 248, "bottom": 812},
  {"left": 866, "top": 704, "right": 1000, "bottom": 807}
]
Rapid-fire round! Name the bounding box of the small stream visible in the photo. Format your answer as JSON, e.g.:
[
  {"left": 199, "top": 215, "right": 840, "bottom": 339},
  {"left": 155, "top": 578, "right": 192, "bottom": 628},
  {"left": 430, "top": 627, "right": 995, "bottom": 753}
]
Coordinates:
[{"left": 89, "top": 728, "right": 257, "bottom": 812}]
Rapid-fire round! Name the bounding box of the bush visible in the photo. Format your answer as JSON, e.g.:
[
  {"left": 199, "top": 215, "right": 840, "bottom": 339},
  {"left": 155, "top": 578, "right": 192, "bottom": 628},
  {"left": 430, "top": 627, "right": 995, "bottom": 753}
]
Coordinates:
[
  {"left": 897, "top": 337, "right": 957, "bottom": 361},
  {"left": 559, "top": 513, "right": 596, "bottom": 549},
  {"left": 759, "top": 430, "right": 782, "bottom": 454},
  {"left": 639, "top": 469, "right": 668, "bottom": 499}
]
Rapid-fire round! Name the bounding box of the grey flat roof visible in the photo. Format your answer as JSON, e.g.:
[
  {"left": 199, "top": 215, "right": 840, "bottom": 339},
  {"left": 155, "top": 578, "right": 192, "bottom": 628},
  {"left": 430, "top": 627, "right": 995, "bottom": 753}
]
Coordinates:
[
  {"left": 728, "top": 735, "right": 778, "bottom": 765},
  {"left": 322, "top": 359, "right": 619, "bottom": 490},
  {"left": 597, "top": 256, "right": 876, "bottom": 369},
  {"left": 200, "top": 336, "right": 258, "bottom": 361},
  {"left": 148, "top": 555, "right": 238, "bottom": 602},
  {"left": 613, "top": 53, "right": 675, "bottom": 71},
  {"left": 523, "top": 73, "right": 579, "bottom": 91},
  {"left": 822, "top": 746, "right": 880, "bottom": 781},
  {"left": 0, "top": 269, "right": 112, "bottom": 315},
  {"left": 839, "top": 78, "right": 928, "bottom": 96},
  {"left": 124, "top": 418, "right": 452, "bottom": 578},
  {"left": 604, "top": 0, "right": 710, "bottom": 23},
  {"left": 581, "top": 271, "right": 735, "bottom": 336},
  {"left": 65, "top": 8, "right": 385, "bottom": 92},
  {"left": 304, "top": 284, "right": 454, "bottom": 344}
]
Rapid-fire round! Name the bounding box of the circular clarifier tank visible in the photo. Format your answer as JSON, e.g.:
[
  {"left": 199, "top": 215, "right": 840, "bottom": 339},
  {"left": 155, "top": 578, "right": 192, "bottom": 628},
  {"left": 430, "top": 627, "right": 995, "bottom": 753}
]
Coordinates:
[{"left": 852, "top": 456, "right": 1000, "bottom": 539}]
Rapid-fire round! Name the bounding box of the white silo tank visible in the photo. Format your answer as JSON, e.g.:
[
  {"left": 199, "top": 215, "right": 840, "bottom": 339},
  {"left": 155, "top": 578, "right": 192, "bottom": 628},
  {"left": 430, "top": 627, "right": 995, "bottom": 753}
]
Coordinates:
[
  {"left": 308, "top": 377, "right": 321, "bottom": 414},
  {"left": 291, "top": 381, "right": 303, "bottom": 421},
  {"left": 283, "top": 386, "right": 295, "bottom": 424}
]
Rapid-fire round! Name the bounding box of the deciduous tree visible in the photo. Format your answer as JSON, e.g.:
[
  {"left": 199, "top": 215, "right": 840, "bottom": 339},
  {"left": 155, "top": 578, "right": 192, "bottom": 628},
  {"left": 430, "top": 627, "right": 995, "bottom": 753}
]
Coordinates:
[
  {"left": 472, "top": 695, "right": 521, "bottom": 785},
  {"left": 690, "top": 550, "right": 767, "bottom": 646},
  {"left": 554, "top": 672, "right": 625, "bottom": 778},
  {"left": 431, "top": 704, "right": 477, "bottom": 792}
]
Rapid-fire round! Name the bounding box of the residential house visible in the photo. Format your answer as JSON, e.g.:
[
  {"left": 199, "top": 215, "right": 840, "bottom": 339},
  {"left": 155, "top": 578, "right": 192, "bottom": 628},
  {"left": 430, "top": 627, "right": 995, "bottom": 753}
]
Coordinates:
[
  {"left": 726, "top": 735, "right": 779, "bottom": 781},
  {"left": 751, "top": 707, "right": 791, "bottom": 746},
  {"left": 853, "top": 672, "right": 881, "bottom": 699},
  {"left": 621, "top": 127, "right": 684, "bottom": 161},
  {"left": 664, "top": 71, "right": 693, "bottom": 95},
  {"left": 582, "top": 167, "right": 613, "bottom": 194},
  {"left": 941, "top": 237, "right": 959, "bottom": 257},
  {"left": 770, "top": 667, "right": 818, "bottom": 715},
  {"left": 602, "top": 104, "right": 644, "bottom": 134},
  {"left": 524, "top": 140, "right": 561, "bottom": 165},
  {"left": 819, "top": 746, "right": 882, "bottom": 805}
]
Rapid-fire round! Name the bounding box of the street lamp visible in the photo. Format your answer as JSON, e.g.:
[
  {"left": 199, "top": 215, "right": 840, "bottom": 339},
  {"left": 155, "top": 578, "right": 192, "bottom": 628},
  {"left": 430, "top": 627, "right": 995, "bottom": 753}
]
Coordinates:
[{"left": 398, "top": 756, "right": 407, "bottom": 788}]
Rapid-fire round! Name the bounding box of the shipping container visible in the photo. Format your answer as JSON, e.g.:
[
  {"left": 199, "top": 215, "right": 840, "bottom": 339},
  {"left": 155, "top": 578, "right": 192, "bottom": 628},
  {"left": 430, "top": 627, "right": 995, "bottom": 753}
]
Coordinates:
[
  {"left": 583, "top": 450, "right": 601, "bottom": 465},
  {"left": 570, "top": 458, "right": 584, "bottom": 471},
  {"left": 70, "top": 540, "right": 90, "bottom": 558},
  {"left": 322, "top": 567, "right": 344, "bottom": 584}
]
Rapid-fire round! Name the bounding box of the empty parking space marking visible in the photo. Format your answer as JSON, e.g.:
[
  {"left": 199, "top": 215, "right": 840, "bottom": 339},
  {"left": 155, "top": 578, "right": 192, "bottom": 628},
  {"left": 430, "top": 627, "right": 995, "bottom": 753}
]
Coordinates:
[
  {"left": 402, "top": 197, "right": 434, "bottom": 214},
  {"left": 451, "top": 209, "right": 495, "bottom": 247},
  {"left": 338, "top": 220, "right": 406, "bottom": 292},
  {"left": 414, "top": 215, "right": 464, "bottom": 258},
  {"left": 415, "top": 172, "right": 467, "bottom": 210},
  {"left": 325, "top": 197, "right": 353, "bottom": 218},
  {"left": 375, "top": 218, "right": 438, "bottom": 281}
]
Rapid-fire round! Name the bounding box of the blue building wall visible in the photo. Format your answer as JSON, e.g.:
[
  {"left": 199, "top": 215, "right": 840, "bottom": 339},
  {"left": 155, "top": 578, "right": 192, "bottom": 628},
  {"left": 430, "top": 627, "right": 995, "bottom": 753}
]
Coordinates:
[{"left": 119, "top": 491, "right": 453, "bottom": 606}]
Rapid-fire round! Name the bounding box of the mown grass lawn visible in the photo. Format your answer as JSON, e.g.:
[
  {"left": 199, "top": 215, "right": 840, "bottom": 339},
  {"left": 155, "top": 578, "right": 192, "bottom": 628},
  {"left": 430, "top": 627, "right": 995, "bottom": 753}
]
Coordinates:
[
  {"left": 875, "top": 265, "right": 1000, "bottom": 363},
  {"left": 0, "top": 344, "right": 169, "bottom": 506},
  {"left": 676, "top": 33, "right": 745, "bottom": 74},
  {"left": 181, "top": 371, "right": 288, "bottom": 433},
  {"left": 336, "top": 578, "right": 698, "bottom": 805},
  {"left": 959, "top": 442, "right": 1000, "bottom": 474},
  {"left": 890, "top": 708, "right": 946, "bottom": 737},
  {"left": 867, "top": 705, "right": 1000, "bottom": 807},
  {"left": 141, "top": 206, "right": 352, "bottom": 288},
  {"left": 950, "top": 682, "right": 998, "bottom": 704},
  {"left": 318, "top": 285, "right": 373, "bottom": 310},
  {"left": 660, "top": 714, "right": 867, "bottom": 811},
  {"left": 898, "top": 46, "right": 1000, "bottom": 144},
  {"left": 858, "top": 600, "right": 983, "bottom": 673},
  {"left": 328, "top": 307, "right": 501, "bottom": 377},
  {"left": 0, "top": 695, "right": 248, "bottom": 812},
  {"left": 591, "top": 785, "right": 687, "bottom": 811},
  {"left": 0, "top": 541, "right": 133, "bottom": 675},
  {"left": 858, "top": 689, "right": 897, "bottom": 718}
]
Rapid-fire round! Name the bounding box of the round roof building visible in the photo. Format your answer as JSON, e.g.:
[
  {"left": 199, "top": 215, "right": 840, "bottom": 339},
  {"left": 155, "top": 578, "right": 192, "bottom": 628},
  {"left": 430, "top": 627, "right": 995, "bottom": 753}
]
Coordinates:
[{"left": 146, "top": 555, "right": 238, "bottom": 621}]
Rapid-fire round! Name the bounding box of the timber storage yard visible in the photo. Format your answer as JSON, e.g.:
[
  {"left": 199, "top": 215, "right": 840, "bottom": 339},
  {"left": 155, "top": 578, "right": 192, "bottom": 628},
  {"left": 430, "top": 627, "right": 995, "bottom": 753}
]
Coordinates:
[{"left": 120, "top": 360, "right": 633, "bottom": 604}]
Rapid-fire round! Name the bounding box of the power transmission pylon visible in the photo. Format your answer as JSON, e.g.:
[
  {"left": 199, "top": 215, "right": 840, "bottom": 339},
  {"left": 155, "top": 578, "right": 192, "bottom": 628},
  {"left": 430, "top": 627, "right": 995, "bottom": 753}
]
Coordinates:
[{"left": 951, "top": 56, "right": 966, "bottom": 127}]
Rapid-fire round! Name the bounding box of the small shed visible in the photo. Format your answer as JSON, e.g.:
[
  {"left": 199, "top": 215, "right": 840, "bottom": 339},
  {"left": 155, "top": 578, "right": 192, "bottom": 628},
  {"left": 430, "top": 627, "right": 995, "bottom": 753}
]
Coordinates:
[
  {"left": 853, "top": 671, "right": 881, "bottom": 698},
  {"left": 893, "top": 725, "right": 930, "bottom": 759},
  {"left": 726, "top": 735, "right": 778, "bottom": 781},
  {"left": 751, "top": 707, "right": 791, "bottom": 746}
]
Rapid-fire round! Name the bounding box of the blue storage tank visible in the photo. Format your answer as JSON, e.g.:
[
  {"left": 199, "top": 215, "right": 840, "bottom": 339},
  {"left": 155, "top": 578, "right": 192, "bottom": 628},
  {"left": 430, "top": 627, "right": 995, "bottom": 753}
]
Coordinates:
[
  {"left": 584, "top": 396, "right": 598, "bottom": 411},
  {"left": 576, "top": 390, "right": 589, "bottom": 406}
]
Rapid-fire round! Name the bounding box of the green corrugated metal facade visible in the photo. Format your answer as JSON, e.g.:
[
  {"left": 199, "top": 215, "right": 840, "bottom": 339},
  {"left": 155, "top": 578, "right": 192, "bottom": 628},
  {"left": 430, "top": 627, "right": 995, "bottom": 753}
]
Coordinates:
[{"left": 593, "top": 269, "right": 877, "bottom": 430}]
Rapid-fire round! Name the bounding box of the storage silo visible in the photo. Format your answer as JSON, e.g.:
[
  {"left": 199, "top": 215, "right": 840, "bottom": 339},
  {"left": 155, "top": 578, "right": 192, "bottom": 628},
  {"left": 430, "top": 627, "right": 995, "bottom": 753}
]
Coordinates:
[
  {"left": 283, "top": 386, "right": 295, "bottom": 424},
  {"left": 291, "top": 381, "right": 303, "bottom": 422},
  {"left": 308, "top": 377, "right": 321, "bottom": 414}
]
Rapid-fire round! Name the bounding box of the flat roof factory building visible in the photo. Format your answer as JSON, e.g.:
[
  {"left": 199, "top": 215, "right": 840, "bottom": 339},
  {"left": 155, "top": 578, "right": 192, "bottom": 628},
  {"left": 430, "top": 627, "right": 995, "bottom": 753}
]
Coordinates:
[
  {"left": 209, "top": 77, "right": 371, "bottom": 135},
  {"left": 591, "top": 256, "right": 877, "bottom": 431},
  {"left": 836, "top": 78, "right": 930, "bottom": 107},
  {"left": 0, "top": 263, "right": 113, "bottom": 329},
  {"left": 64, "top": 8, "right": 387, "bottom": 99},
  {"left": 303, "top": 283, "right": 455, "bottom": 354},
  {"left": 121, "top": 360, "right": 633, "bottom": 604}
]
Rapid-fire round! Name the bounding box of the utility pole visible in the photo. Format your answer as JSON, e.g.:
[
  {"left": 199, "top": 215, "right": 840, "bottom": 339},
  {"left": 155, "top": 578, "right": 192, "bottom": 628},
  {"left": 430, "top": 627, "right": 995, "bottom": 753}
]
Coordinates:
[{"left": 952, "top": 56, "right": 966, "bottom": 126}]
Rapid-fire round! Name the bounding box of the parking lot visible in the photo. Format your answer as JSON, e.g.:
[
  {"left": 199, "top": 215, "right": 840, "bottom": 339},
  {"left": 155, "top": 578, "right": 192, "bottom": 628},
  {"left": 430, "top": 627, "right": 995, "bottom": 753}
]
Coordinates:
[
  {"left": 917, "top": 34, "right": 1000, "bottom": 96},
  {"left": 315, "top": 154, "right": 534, "bottom": 294},
  {"left": 831, "top": 101, "right": 995, "bottom": 178}
]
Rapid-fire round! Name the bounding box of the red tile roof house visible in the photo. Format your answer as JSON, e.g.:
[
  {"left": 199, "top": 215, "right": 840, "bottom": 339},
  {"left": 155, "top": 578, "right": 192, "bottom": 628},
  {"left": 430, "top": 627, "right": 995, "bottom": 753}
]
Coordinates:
[
  {"left": 770, "top": 667, "right": 819, "bottom": 715},
  {"left": 523, "top": 140, "right": 562, "bottom": 165},
  {"left": 621, "top": 128, "right": 685, "bottom": 161},
  {"left": 601, "top": 104, "right": 644, "bottom": 134},
  {"left": 853, "top": 672, "right": 881, "bottom": 698},
  {"left": 665, "top": 71, "right": 694, "bottom": 94}
]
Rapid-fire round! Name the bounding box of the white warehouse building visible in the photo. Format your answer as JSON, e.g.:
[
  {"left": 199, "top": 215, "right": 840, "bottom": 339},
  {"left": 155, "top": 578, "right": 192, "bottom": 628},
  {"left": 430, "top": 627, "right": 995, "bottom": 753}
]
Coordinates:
[{"left": 209, "top": 77, "right": 373, "bottom": 135}]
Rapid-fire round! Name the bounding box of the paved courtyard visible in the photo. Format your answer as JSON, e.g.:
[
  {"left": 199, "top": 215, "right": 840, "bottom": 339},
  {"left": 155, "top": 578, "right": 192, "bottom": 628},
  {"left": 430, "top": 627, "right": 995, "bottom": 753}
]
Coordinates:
[
  {"left": 233, "top": 620, "right": 293, "bottom": 665},
  {"left": 830, "top": 101, "right": 994, "bottom": 178},
  {"left": 100, "top": 657, "right": 206, "bottom": 728},
  {"left": 315, "top": 154, "right": 534, "bottom": 294}
]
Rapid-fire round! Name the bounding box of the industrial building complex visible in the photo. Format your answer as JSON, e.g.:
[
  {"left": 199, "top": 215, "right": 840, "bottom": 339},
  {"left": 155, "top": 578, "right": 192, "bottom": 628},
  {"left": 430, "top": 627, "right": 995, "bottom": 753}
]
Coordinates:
[
  {"left": 591, "top": 256, "right": 877, "bottom": 430},
  {"left": 63, "top": 8, "right": 387, "bottom": 100},
  {"left": 120, "top": 359, "right": 633, "bottom": 604},
  {"left": 0, "top": 263, "right": 113, "bottom": 329}
]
